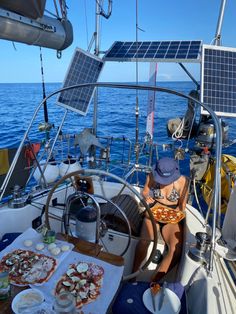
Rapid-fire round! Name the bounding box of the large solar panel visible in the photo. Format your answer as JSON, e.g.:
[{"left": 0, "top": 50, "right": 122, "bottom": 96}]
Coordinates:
[
  {"left": 201, "top": 44, "right": 236, "bottom": 117},
  {"left": 57, "top": 48, "right": 104, "bottom": 115},
  {"left": 104, "top": 40, "right": 202, "bottom": 62}
]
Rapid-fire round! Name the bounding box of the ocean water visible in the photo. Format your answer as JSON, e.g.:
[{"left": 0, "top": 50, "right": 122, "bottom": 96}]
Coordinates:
[{"left": 1, "top": 81, "right": 236, "bottom": 165}]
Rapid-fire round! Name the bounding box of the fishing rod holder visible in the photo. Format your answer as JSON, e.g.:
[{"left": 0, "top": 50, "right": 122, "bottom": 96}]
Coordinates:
[{"left": 38, "top": 122, "right": 53, "bottom": 132}]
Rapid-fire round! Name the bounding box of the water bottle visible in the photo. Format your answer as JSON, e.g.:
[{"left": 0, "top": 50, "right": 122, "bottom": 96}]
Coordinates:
[{"left": 53, "top": 291, "right": 77, "bottom": 314}]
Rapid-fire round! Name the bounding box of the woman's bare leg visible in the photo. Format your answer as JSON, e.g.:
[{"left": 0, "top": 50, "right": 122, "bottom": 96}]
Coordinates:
[
  {"left": 133, "top": 217, "right": 156, "bottom": 273},
  {"left": 152, "top": 222, "right": 183, "bottom": 282}
]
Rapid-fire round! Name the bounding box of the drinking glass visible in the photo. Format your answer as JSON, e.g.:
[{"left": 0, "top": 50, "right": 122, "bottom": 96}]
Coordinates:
[{"left": 53, "top": 291, "right": 77, "bottom": 314}]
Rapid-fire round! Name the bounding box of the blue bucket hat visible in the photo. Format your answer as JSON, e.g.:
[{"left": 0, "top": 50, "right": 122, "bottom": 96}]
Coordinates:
[{"left": 152, "top": 157, "right": 180, "bottom": 185}]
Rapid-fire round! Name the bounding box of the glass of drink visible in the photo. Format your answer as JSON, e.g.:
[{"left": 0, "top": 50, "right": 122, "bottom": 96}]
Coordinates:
[
  {"left": 53, "top": 291, "right": 76, "bottom": 314},
  {"left": 0, "top": 271, "right": 10, "bottom": 300}
]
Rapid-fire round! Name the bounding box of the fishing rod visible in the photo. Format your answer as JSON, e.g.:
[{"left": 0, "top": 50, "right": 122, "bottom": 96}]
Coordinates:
[
  {"left": 40, "top": 47, "right": 48, "bottom": 124},
  {"left": 39, "top": 47, "right": 53, "bottom": 141}
]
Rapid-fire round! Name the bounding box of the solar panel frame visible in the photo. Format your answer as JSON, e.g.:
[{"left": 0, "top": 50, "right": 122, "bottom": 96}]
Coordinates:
[
  {"left": 57, "top": 48, "right": 104, "bottom": 116},
  {"left": 201, "top": 44, "right": 236, "bottom": 117},
  {"left": 104, "top": 40, "right": 202, "bottom": 62}
]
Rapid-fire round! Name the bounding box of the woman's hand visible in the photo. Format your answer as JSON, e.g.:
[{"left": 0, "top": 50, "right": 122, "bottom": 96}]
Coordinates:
[{"left": 145, "top": 195, "right": 155, "bottom": 204}]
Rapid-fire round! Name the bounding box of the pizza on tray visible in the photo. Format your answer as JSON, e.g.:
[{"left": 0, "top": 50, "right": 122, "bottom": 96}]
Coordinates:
[
  {"left": 151, "top": 205, "right": 185, "bottom": 224},
  {"left": 55, "top": 261, "right": 104, "bottom": 308},
  {"left": 0, "top": 249, "right": 57, "bottom": 285}
]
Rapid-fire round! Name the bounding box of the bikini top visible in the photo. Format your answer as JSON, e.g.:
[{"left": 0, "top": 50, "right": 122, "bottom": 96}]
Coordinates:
[{"left": 152, "top": 182, "right": 180, "bottom": 203}]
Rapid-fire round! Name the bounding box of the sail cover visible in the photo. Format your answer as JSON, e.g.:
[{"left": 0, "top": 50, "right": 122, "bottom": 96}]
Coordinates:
[{"left": 0, "top": 0, "right": 46, "bottom": 19}]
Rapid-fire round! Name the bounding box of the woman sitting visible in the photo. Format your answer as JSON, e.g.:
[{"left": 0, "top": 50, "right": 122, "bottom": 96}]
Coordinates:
[{"left": 133, "top": 156, "right": 189, "bottom": 282}]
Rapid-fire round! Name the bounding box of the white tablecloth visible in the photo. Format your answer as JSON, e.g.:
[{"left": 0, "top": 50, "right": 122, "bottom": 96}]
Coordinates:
[
  {"left": 0, "top": 228, "right": 74, "bottom": 269},
  {"left": 33, "top": 250, "right": 124, "bottom": 314},
  {"left": 0, "top": 228, "right": 124, "bottom": 313}
]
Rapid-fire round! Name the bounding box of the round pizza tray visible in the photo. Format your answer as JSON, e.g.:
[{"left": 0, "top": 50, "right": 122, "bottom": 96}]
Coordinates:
[{"left": 151, "top": 206, "right": 185, "bottom": 224}]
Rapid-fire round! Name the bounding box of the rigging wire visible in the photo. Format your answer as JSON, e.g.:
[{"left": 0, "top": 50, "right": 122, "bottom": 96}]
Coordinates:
[
  {"left": 95, "top": 0, "right": 112, "bottom": 19},
  {"left": 84, "top": 0, "right": 89, "bottom": 48},
  {"left": 53, "top": 0, "right": 60, "bottom": 17},
  {"left": 58, "top": 0, "right": 67, "bottom": 19},
  {"left": 45, "top": 0, "right": 68, "bottom": 19},
  {"left": 44, "top": 9, "right": 58, "bottom": 18}
]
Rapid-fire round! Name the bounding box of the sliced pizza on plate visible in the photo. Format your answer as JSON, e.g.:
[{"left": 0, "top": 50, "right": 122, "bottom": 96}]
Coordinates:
[
  {"left": 55, "top": 261, "right": 104, "bottom": 308},
  {"left": 0, "top": 249, "right": 57, "bottom": 285}
]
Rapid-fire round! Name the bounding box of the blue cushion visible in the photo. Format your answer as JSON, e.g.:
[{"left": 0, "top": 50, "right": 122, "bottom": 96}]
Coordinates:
[
  {"left": 0, "top": 233, "right": 21, "bottom": 251},
  {"left": 112, "top": 281, "right": 187, "bottom": 314}
]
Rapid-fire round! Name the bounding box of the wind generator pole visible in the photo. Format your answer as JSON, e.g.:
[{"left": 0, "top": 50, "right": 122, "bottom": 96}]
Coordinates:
[
  {"left": 214, "top": 0, "right": 227, "bottom": 46},
  {"left": 93, "top": 0, "right": 101, "bottom": 136},
  {"left": 214, "top": 0, "right": 226, "bottom": 227},
  {"left": 93, "top": 0, "right": 112, "bottom": 136},
  {"left": 135, "top": 0, "right": 140, "bottom": 165}
]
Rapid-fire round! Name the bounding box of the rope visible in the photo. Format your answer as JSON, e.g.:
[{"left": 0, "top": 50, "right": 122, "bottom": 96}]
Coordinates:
[{"left": 171, "top": 117, "right": 186, "bottom": 140}]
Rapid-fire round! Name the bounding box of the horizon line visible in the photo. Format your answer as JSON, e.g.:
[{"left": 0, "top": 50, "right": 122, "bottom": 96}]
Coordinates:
[{"left": 0, "top": 80, "right": 196, "bottom": 84}]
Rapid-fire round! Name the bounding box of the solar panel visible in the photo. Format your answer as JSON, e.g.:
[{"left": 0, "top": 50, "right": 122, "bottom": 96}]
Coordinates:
[
  {"left": 201, "top": 44, "right": 236, "bottom": 117},
  {"left": 57, "top": 48, "right": 104, "bottom": 115},
  {"left": 104, "top": 40, "right": 202, "bottom": 62}
]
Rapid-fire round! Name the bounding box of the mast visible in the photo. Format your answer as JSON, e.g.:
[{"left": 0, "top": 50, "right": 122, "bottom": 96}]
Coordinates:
[{"left": 214, "top": 0, "right": 227, "bottom": 46}]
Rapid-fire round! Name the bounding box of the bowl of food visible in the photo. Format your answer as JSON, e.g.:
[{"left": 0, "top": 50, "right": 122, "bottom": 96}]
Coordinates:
[{"left": 11, "top": 288, "right": 44, "bottom": 314}]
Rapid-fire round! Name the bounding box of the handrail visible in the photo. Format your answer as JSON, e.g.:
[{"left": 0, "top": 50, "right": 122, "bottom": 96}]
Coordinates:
[{"left": 0, "top": 82, "right": 222, "bottom": 272}]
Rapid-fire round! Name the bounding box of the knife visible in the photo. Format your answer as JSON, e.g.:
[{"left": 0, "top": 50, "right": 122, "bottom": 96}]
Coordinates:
[
  {"left": 158, "top": 281, "right": 167, "bottom": 310},
  {"left": 150, "top": 282, "right": 161, "bottom": 312},
  {"left": 151, "top": 289, "right": 156, "bottom": 312}
]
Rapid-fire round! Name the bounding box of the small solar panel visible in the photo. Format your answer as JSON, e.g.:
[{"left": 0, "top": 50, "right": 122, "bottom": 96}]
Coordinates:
[
  {"left": 57, "top": 48, "right": 104, "bottom": 115},
  {"left": 201, "top": 44, "right": 236, "bottom": 117},
  {"left": 104, "top": 40, "right": 202, "bottom": 62}
]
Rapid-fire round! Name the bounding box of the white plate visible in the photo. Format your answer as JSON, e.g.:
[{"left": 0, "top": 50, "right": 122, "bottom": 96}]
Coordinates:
[
  {"left": 11, "top": 288, "right": 44, "bottom": 314},
  {"left": 142, "top": 287, "right": 181, "bottom": 314}
]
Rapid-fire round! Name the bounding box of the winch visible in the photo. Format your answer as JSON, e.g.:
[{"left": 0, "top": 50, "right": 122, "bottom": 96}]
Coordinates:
[
  {"left": 9, "top": 185, "right": 27, "bottom": 208},
  {"left": 188, "top": 232, "right": 211, "bottom": 264}
]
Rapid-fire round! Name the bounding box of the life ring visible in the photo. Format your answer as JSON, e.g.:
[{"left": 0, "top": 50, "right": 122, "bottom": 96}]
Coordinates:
[{"left": 201, "top": 154, "right": 236, "bottom": 213}]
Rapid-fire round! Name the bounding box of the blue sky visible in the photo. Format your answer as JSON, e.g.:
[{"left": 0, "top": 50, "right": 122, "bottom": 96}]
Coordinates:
[{"left": 1, "top": 0, "right": 236, "bottom": 83}]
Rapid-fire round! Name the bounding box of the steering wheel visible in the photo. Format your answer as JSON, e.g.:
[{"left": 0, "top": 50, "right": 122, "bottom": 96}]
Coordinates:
[
  {"left": 44, "top": 169, "right": 157, "bottom": 280},
  {"left": 63, "top": 189, "right": 133, "bottom": 256}
]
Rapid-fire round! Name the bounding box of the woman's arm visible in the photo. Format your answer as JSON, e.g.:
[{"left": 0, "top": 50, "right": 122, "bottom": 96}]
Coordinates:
[
  {"left": 178, "top": 176, "right": 189, "bottom": 211},
  {"left": 142, "top": 174, "right": 155, "bottom": 204}
]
